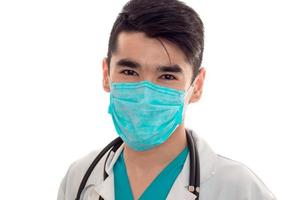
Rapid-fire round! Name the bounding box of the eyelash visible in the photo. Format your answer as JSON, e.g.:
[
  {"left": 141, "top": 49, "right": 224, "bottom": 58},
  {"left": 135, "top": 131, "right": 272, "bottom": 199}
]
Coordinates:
[
  {"left": 160, "top": 74, "right": 177, "bottom": 80},
  {"left": 120, "top": 69, "right": 177, "bottom": 80},
  {"left": 120, "top": 69, "right": 138, "bottom": 76}
]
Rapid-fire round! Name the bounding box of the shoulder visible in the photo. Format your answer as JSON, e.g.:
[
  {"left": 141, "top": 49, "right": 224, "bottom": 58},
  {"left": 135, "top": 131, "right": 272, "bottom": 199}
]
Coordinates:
[
  {"left": 189, "top": 128, "right": 276, "bottom": 199},
  {"left": 212, "top": 154, "right": 276, "bottom": 199},
  {"left": 66, "top": 150, "right": 101, "bottom": 183},
  {"left": 57, "top": 149, "right": 105, "bottom": 200}
]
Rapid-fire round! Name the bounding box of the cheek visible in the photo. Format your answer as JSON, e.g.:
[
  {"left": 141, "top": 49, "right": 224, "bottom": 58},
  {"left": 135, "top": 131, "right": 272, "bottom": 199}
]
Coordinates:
[{"left": 156, "top": 81, "right": 183, "bottom": 90}]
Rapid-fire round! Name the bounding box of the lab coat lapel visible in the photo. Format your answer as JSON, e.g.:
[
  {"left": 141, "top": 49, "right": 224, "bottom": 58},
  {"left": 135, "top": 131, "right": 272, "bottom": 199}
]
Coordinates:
[
  {"left": 166, "top": 154, "right": 197, "bottom": 200},
  {"left": 93, "top": 143, "right": 125, "bottom": 200},
  {"left": 94, "top": 174, "right": 114, "bottom": 200},
  {"left": 167, "top": 128, "right": 218, "bottom": 200}
]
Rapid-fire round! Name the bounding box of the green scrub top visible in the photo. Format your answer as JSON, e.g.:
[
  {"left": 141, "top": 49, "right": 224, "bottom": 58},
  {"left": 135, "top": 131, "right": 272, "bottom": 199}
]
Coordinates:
[{"left": 113, "top": 146, "right": 189, "bottom": 200}]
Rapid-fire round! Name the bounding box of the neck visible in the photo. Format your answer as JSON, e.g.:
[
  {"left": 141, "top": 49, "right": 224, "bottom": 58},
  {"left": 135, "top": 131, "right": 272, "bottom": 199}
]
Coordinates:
[{"left": 123, "top": 125, "right": 188, "bottom": 171}]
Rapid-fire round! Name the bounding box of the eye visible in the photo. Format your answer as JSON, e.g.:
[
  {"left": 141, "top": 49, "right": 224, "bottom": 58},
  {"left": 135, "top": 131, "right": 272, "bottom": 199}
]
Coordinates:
[
  {"left": 159, "top": 74, "right": 177, "bottom": 80},
  {"left": 120, "top": 69, "right": 139, "bottom": 76}
]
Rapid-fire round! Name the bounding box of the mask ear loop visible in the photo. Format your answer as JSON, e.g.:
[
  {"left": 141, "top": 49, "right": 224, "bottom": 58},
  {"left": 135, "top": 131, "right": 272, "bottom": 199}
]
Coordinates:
[
  {"left": 185, "top": 75, "right": 197, "bottom": 102},
  {"left": 182, "top": 68, "right": 201, "bottom": 118},
  {"left": 186, "top": 67, "right": 202, "bottom": 100},
  {"left": 107, "top": 75, "right": 113, "bottom": 90}
]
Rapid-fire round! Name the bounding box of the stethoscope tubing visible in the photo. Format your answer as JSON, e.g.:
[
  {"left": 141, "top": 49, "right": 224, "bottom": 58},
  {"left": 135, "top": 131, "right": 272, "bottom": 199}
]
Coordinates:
[{"left": 76, "top": 130, "right": 200, "bottom": 200}]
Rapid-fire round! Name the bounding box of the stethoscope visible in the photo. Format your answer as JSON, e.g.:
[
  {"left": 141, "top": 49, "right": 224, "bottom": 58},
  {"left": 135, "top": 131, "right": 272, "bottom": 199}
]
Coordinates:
[{"left": 75, "top": 130, "right": 200, "bottom": 200}]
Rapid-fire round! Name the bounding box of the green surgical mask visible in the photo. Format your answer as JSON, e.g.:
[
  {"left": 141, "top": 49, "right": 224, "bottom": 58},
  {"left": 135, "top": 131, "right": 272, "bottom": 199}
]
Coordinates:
[{"left": 108, "top": 80, "right": 194, "bottom": 151}]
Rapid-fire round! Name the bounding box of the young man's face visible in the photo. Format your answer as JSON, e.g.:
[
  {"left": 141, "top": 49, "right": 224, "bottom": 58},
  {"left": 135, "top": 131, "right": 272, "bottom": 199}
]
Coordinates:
[{"left": 102, "top": 31, "right": 205, "bottom": 104}]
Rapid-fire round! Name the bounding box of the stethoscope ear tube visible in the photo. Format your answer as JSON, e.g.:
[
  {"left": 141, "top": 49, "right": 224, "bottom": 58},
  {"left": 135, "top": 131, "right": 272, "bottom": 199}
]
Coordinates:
[
  {"left": 75, "top": 137, "right": 123, "bottom": 200},
  {"left": 191, "top": 131, "right": 200, "bottom": 199},
  {"left": 186, "top": 130, "right": 200, "bottom": 199},
  {"left": 186, "top": 130, "right": 196, "bottom": 192},
  {"left": 103, "top": 138, "right": 123, "bottom": 179}
]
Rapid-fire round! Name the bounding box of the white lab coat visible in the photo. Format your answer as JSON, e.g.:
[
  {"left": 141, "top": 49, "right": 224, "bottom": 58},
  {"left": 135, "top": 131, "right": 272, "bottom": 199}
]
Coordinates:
[{"left": 57, "top": 128, "right": 276, "bottom": 200}]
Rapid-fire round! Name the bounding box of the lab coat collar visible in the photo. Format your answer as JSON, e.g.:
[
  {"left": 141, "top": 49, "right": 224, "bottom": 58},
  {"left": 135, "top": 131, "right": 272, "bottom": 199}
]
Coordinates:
[
  {"left": 94, "top": 128, "right": 217, "bottom": 200},
  {"left": 93, "top": 142, "right": 125, "bottom": 199}
]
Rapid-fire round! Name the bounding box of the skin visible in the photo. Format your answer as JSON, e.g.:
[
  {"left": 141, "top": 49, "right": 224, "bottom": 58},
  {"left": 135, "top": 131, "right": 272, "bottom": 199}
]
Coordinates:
[{"left": 102, "top": 31, "right": 206, "bottom": 200}]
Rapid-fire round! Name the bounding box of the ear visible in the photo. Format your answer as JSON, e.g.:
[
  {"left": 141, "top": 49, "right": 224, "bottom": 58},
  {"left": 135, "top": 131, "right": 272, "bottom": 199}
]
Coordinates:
[
  {"left": 189, "top": 67, "right": 206, "bottom": 103},
  {"left": 102, "top": 57, "right": 111, "bottom": 92}
]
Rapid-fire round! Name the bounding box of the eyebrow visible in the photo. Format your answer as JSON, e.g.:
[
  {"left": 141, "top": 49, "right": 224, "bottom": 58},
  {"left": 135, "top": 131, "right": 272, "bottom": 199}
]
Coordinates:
[
  {"left": 157, "top": 65, "right": 183, "bottom": 74},
  {"left": 116, "top": 58, "right": 183, "bottom": 74},
  {"left": 116, "top": 58, "right": 141, "bottom": 69}
]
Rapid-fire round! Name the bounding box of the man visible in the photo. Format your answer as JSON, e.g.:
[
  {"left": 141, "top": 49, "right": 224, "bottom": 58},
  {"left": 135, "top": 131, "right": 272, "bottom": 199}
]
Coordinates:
[{"left": 57, "top": 0, "right": 276, "bottom": 199}]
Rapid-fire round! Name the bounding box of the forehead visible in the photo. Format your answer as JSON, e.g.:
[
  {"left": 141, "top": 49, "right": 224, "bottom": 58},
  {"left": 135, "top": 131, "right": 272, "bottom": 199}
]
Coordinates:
[{"left": 111, "top": 31, "right": 191, "bottom": 73}]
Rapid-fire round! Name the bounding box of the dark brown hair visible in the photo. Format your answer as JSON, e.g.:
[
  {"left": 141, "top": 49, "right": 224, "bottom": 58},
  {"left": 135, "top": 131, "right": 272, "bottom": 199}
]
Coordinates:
[{"left": 107, "top": 0, "right": 204, "bottom": 82}]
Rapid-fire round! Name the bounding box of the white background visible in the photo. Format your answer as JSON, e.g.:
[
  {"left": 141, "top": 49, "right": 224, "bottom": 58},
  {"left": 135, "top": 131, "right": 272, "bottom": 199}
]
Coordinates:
[{"left": 0, "top": 0, "right": 299, "bottom": 199}]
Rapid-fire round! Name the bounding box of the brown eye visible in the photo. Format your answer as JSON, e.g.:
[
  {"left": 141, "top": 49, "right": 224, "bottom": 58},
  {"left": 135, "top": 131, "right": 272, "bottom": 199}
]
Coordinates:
[
  {"left": 120, "top": 70, "right": 139, "bottom": 76},
  {"left": 160, "top": 74, "right": 177, "bottom": 80}
]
